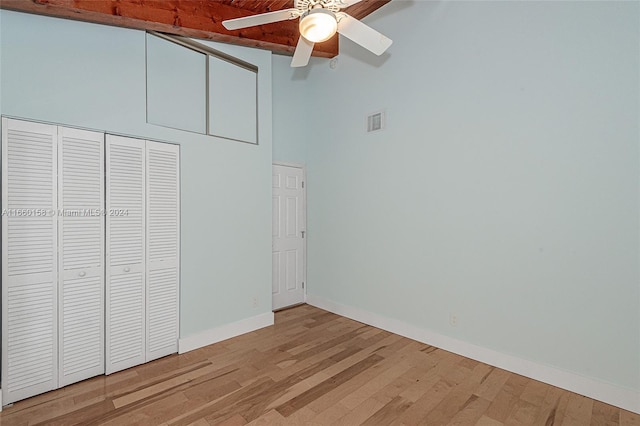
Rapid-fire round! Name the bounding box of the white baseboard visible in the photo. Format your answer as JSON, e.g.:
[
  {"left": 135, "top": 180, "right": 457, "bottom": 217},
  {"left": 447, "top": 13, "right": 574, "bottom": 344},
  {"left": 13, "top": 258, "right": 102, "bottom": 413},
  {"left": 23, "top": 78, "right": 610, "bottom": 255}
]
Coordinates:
[
  {"left": 306, "top": 294, "right": 640, "bottom": 414},
  {"left": 178, "top": 311, "right": 274, "bottom": 354}
]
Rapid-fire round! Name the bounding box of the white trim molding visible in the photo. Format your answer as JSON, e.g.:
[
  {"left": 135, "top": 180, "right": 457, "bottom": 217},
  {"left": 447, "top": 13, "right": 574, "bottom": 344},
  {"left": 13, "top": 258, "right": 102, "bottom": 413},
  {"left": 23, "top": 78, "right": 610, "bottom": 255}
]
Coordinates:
[
  {"left": 272, "top": 160, "right": 305, "bottom": 169},
  {"left": 306, "top": 294, "right": 640, "bottom": 414},
  {"left": 178, "top": 312, "right": 274, "bottom": 354}
]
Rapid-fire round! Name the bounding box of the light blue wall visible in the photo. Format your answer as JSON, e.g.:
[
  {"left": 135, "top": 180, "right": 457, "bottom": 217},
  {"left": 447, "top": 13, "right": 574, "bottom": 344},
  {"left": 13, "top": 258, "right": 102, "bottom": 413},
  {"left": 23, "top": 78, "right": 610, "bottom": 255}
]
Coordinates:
[
  {"left": 273, "top": 1, "right": 640, "bottom": 392},
  {"left": 0, "top": 10, "right": 273, "bottom": 337},
  {"left": 272, "top": 55, "right": 309, "bottom": 164}
]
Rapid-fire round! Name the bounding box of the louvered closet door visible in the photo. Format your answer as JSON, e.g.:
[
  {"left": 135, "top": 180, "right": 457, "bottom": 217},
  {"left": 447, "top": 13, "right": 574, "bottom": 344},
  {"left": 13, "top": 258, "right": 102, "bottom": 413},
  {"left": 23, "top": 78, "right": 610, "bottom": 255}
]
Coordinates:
[
  {"left": 1, "top": 118, "right": 58, "bottom": 404},
  {"left": 145, "top": 141, "right": 180, "bottom": 361},
  {"left": 58, "top": 127, "right": 105, "bottom": 387},
  {"left": 106, "top": 135, "right": 146, "bottom": 374}
]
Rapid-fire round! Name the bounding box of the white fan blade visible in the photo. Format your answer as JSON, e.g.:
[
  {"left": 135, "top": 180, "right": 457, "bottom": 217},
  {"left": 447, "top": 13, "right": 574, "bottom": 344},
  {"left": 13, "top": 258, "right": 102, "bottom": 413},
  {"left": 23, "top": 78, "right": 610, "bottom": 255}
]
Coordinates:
[
  {"left": 291, "top": 36, "right": 315, "bottom": 67},
  {"left": 223, "top": 9, "right": 299, "bottom": 30},
  {"left": 336, "top": 0, "right": 364, "bottom": 8},
  {"left": 336, "top": 12, "right": 392, "bottom": 55}
]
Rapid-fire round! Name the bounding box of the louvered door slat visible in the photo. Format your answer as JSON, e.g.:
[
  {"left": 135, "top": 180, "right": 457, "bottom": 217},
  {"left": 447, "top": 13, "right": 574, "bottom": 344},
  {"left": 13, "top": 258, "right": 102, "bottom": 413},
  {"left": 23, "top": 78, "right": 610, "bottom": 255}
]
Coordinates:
[
  {"left": 58, "top": 127, "right": 105, "bottom": 387},
  {"left": 146, "top": 141, "right": 180, "bottom": 361},
  {"left": 2, "top": 118, "right": 58, "bottom": 404},
  {"left": 106, "top": 135, "right": 146, "bottom": 374}
]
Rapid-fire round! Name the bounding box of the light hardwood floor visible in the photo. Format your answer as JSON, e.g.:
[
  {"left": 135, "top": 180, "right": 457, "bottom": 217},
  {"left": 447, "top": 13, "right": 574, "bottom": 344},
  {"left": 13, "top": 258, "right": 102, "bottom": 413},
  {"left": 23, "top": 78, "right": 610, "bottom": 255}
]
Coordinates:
[{"left": 1, "top": 304, "right": 637, "bottom": 425}]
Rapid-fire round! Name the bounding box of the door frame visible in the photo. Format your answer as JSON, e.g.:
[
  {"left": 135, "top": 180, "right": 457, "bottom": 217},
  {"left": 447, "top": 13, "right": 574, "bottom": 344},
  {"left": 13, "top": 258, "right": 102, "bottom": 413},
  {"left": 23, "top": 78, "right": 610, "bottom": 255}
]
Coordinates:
[{"left": 272, "top": 161, "right": 307, "bottom": 307}]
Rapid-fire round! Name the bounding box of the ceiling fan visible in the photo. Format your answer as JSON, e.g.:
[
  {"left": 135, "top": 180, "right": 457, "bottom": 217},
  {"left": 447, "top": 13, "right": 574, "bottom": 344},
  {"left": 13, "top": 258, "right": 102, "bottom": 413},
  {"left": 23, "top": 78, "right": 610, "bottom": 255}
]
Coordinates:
[{"left": 222, "top": 0, "right": 393, "bottom": 67}]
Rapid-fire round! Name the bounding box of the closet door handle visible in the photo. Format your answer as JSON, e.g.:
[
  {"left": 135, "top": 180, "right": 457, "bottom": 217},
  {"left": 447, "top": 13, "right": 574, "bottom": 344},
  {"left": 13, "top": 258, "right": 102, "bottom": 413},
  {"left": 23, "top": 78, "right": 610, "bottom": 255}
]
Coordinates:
[
  {"left": 78, "top": 271, "right": 86, "bottom": 277},
  {"left": 124, "top": 267, "right": 131, "bottom": 273}
]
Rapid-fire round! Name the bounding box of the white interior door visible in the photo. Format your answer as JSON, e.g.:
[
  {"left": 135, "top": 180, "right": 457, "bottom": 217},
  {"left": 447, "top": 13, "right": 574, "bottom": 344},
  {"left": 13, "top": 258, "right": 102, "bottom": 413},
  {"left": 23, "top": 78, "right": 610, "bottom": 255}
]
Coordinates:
[
  {"left": 105, "top": 135, "right": 146, "bottom": 374},
  {"left": 58, "top": 126, "right": 105, "bottom": 387},
  {"left": 272, "top": 164, "right": 305, "bottom": 310},
  {"left": 145, "top": 140, "right": 180, "bottom": 362},
  {"left": 2, "top": 118, "right": 58, "bottom": 404}
]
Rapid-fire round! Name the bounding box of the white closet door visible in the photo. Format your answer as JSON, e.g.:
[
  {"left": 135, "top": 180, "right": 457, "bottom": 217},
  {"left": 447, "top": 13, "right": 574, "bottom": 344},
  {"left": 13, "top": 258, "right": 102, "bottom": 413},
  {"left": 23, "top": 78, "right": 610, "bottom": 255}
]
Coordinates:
[
  {"left": 58, "top": 127, "right": 105, "bottom": 387},
  {"left": 1, "top": 118, "right": 58, "bottom": 404},
  {"left": 145, "top": 141, "right": 180, "bottom": 361},
  {"left": 105, "top": 135, "right": 146, "bottom": 374}
]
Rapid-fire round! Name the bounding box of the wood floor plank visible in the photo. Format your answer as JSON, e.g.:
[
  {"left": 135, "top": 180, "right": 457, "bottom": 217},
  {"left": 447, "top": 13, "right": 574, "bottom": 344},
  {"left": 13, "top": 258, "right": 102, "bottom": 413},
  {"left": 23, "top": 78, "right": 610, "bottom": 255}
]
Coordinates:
[
  {"left": 503, "top": 399, "right": 542, "bottom": 426},
  {"left": 397, "top": 350, "right": 460, "bottom": 404},
  {"left": 306, "top": 340, "right": 423, "bottom": 414},
  {"left": 362, "top": 395, "right": 413, "bottom": 425},
  {"left": 420, "top": 363, "right": 495, "bottom": 425},
  {"left": 519, "top": 379, "right": 550, "bottom": 408},
  {"left": 621, "top": 410, "right": 640, "bottom": 426},
  {"left": 309, "top": 402, "right": 352, "bottom": 424},
  {"left": 530, "top": 386, "right": 563, "bottom": 425},
  {"left": 483, "top": 374, "right": 531, "bottom": 423},
  {"left": 389, "top": 378, "right": 457, "bottom": 425},
  {"left": 332, "top": 397, "right": 386, "bottom": 426},
  {"left": 244, "top": 409, "right": 286, "bottom": 426},
  {"left": 476, "top": 414, "right": 506, "bottom": 426},
  {"left": 339, "top": 358, "right": 416, "bottom": 409},
  {"left": 447, "top": 395, "right": 492, "bottom": 425},
  {"left": 474, "top": 368, "right": 512, "bottom": 402},
  {"left": 217, "top": 413, "right": 248, "bottom": 426},
  {"left": 275, "top": 354, "right": 384, "bottom": 417},
  {"left": 591, "top": 400, "right": 621, "bottom": 426},
  {"left": 560, "top": 393, "right": 594, "bottom": 426},
  {"left": 0, "top": 304, "right": 633, "bottom": 425}
]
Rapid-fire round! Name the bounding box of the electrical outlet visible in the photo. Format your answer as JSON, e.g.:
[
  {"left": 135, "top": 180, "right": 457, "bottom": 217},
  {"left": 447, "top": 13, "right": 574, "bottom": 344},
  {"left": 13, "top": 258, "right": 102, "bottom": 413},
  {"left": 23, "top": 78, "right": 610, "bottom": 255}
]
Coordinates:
[
  {"left": 449, "top": 313, "right": 459, "bottom": 327},
  {"left": 252, "top": 297, "right": 258, "bottom": 308}
]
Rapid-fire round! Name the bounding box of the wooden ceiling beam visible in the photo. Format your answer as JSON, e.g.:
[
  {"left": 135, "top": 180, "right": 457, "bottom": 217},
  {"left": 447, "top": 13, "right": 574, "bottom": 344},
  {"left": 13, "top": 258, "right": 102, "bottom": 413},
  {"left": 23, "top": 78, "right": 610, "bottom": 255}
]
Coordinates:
[
  {"left": 0, "top": 0, "right": 392, "bottom": 59},
  {"left": 0, "top": 0, "right": 339, "bottom": 57},
  {"left": 344, "top": 0, "right": 391, "bottom": 21}
]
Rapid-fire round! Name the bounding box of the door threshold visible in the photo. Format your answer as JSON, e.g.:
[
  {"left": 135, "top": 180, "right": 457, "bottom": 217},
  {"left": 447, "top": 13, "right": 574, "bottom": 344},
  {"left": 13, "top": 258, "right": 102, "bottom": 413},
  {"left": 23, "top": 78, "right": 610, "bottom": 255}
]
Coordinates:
[{"left": 273, "top": 302, "right": 306, "bottom": 313}]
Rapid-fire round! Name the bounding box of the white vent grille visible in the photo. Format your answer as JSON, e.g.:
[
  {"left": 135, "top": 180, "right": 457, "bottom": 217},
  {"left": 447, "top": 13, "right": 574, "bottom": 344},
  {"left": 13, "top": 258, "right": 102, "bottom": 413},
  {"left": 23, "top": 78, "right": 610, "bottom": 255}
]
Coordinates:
[{"left": 367, "top": 111, "right": 385, "bottom": 133}]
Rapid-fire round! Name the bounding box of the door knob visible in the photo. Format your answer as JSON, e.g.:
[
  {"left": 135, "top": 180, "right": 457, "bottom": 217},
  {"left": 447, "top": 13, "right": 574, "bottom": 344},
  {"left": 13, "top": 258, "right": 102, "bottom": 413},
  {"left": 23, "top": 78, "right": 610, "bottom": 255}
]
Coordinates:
[
  {"left": 124, "top": 267, "right": 130, "bottom": 273},
  {"left": 79, "top": 271, "right": 86, "bottom": 277}
]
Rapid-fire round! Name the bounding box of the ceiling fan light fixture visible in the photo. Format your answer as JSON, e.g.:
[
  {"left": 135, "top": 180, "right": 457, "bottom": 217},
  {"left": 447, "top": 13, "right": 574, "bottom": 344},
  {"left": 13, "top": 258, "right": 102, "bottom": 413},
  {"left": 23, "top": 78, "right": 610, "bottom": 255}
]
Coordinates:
[{"left": 299, "top": 8, "right": 337, "bottom": 43}]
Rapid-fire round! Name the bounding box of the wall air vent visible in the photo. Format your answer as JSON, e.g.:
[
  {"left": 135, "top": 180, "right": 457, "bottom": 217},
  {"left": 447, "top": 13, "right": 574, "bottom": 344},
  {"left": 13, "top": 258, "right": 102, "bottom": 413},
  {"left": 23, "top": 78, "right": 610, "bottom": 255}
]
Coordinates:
[{"left": 367, "top": 110, "right": 386, "bottom": 133}]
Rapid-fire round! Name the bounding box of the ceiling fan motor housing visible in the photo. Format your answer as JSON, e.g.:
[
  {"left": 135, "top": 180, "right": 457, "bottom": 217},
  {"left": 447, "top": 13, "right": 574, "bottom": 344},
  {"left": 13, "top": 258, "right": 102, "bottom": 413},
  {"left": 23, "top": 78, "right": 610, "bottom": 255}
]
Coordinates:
[{"left": 296, "top": 0, "right": 342, "bottom": 14}]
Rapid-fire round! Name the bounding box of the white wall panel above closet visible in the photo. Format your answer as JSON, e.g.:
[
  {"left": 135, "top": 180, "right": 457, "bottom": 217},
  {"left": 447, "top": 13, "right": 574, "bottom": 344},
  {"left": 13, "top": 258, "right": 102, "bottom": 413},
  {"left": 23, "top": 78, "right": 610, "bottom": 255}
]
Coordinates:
[{"left": 209, "top": 56, "right": 258, "bottom": 144}]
